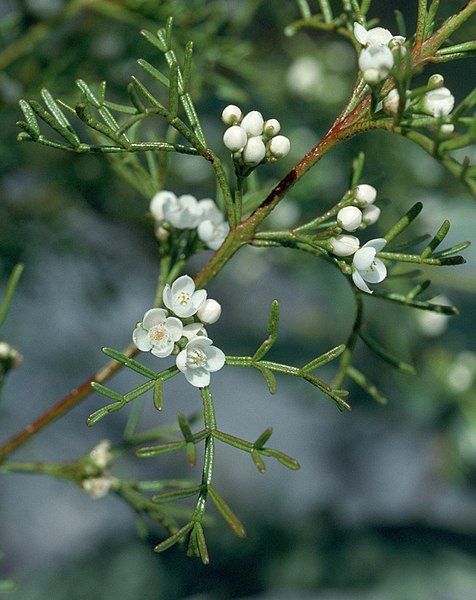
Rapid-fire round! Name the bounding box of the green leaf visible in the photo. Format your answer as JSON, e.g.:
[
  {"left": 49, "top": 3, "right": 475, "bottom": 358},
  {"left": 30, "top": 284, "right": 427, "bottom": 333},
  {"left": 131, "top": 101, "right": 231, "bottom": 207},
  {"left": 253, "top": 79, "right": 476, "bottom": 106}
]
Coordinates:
[
  {"left": 137, "top": 58, "right": 170, "bottom": 88},
  {"left": 18, "top": 100, "right": 39, "bottom": 137},
  {"left": 253, "top": 300, "right": 280, "bottom": 361},
  {"left": 91, "top": 382, "right": 124, "bottom": 402},
  {"left": 350, "top": 151, "right": 365, "bottom": 187},
  {"left": 359, "top": 331, "right": 416, "bottom": 375},
  {"left": 178, "top": 413, "right": 193, "bottom": 442},
  {"left": 140, "top": 29, "right": 167, "bottom": 53},
  {"left": 152, "top": 485, "right": 202, "bottom": 504},
  {"left": 262, "top": 448, "right": 300, "bottom": 470},
  {"left": 154, "top": 521, "right": 194, "bottom": 553},
  {"left": 0, "top": 263, "right": 23, "bottom": 328},
  {"left": 168, "top": 61, "right": 180, "bottom": 117},
  {"left": 101, "top": 347, "right": 156, "bottom": 378},
  {"left": 255, "top": 364, "right": 278, "bottom": 394},
  {"left": 301, "top": 344, "right": 346, "bottom": 373},
  {"left": 40, "top": 88, "right": 80, "bottom": 146},
  {"left": 420, "top": 220, "right": 450, "bottom": 258},
  {"left": 384, "top": 202, "right": 423, "bottom": 244},
  {"left": 87, "top": 404, "right": 120, "bottom": 426},
  {"left": 153, "top": 379, "right": 163, "bottom": 410},
  {"left": 208, "top": 485, "right": 246, "bottom": 539},
  {"left": 371, "top": 291, "right": 458, "bottom": 315},
  {"left": 251, "top": 449, "right": 266, "bottom": 473},
  {"left": 347, "top": 366, "right": 388, "bottom": 405},
  {"left": 192, "top": 522, "right": 209, "bottom": 565},
  {"left": 304, "top": 374, "right": 351, "bottom": 411},
  {"left": 183, "top": 41, "right": 194, "bottom": 93},
  {"left": 432, "top": 241, "right": 471, "bottom": 258},
  {"left": 254, "top": 427, "right": 273, "bottom": 449},
  {"left": 137, "top": 440, "right": 187, "bottom": 458}
]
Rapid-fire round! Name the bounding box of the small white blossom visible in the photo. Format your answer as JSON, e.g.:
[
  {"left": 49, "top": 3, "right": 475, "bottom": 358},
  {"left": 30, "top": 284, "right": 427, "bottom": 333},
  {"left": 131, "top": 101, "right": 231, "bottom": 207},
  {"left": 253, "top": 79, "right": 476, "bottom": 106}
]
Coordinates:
[
  {"left": 0, "top": 341, "right": 22, "bottom": 368},
  {"left": 337, "top": 206, "right": 362, "bottom": 232},
  {"left": 362, "top": 205, "right": 381, "bottom": 225},
  {"left": 150, "top": 190, "right": 177, "bottom": 222},
  {"left": 163, "top": 275, "right": 207, "bottom": 318},
  {"left": 176, "top": 337, "right": 225, "bottom": 387},
  {"left": 163, "top": 194, "right": 203, "bottom": 229},
  {"left": 352, "top": 238, "right": 387, "bottom": 294},
  {"left": 198, "top": 219, "right": 230, "bottom": 250},
  {"left": 223, "top": 125, "right": 248, "bottom": 152},
  {"left": 243, "top": 136, "right": 266, "bottom": 165},
  {"left": 240, "top": 111, "right": 264, "bottom": 136},
  {"left": 269, "top": 135, "right": 291, "bottom": 158},
  {"left": 89, "top": 440, "right": 113, "bottom": 470},
  {"left": 358, "top": 45, "right": 394, "bottom": 83},
  {"left": 222, "top": 104, "right": 242, "bottom": 125},
  {"left": 440, "top": 123, "right": 455, "bottom": 136},
  {"left": 263, "top": 119, "right": 281, "bottom": 137},
  {"left": 197, "top": 299, "right": 221, "bottom": 324},
  {"left": 183, "top": 322, "right": 208, "bottom": 341},
  {"left": 383, "top": 88, "right": 400, "bottom": 115},
  {"left": 422, "top": 87, "right": 455, "bottom": 117},
  {"left": 286, "top": 56, "right": 323, "bottom": 97},
  {"left": 353, "top": 22, "right": 393, "bottom": 47},
  {"left": 416, "top": 295, "right": 451, "bottom": 337},
  {"left": 198, "top": 198, "right": 223, "bottom": 223},
  {"left": 133, "top": 308, "right": 183, "bottom": 357},
  {"left": 329, "top": 234, "right": 360, "bottom": 257},
  {"left": 355, "top": 184, "right": 377, "bottom": 205},
  {"left": 82, "top": 476, "right": 115, "bottom": 499}
]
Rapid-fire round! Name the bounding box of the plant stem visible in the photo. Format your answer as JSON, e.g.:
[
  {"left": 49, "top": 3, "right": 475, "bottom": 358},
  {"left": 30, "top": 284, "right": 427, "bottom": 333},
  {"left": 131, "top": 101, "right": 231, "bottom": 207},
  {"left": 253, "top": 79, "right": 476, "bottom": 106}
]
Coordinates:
[
  {"left": 333, "top": 288, "right": 363, "bottom": 388},
  {"left": 192, "top": 387, "right": 216, "bottom": 523}
]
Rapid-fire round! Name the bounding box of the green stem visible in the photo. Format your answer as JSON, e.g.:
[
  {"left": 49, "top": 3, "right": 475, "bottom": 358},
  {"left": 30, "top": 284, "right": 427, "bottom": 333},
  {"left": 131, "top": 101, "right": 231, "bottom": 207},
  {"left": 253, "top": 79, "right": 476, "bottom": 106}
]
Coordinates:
[
  {"left": 192, "top": 387, "right": 216, "bottom": 523},
  {"left": 333, "top": 288, "right": 363, "bottom": 388}
]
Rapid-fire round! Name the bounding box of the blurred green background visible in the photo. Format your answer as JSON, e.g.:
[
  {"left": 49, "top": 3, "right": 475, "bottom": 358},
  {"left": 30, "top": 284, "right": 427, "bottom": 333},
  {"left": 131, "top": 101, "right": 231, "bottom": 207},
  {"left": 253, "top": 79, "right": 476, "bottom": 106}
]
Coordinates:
[{"left": 0, "top": 1, "right": 475, "bottom": 598}]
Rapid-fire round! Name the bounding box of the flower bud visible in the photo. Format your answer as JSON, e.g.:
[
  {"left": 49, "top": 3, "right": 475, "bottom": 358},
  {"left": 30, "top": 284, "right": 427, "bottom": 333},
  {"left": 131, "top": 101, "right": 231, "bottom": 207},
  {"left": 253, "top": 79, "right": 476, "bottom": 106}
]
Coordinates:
[
  {"left": 221, "top": 104, "right": 242, "bottom": 125},
  {"left": 355, "top": 184, "right": 377, "bottom": 206},
  {"left": 337, "top": 206, "right": 362, "bottom": 232},
  {"left": 0, "top": 341, "right": 23, "bottom": 370},
  {"left": 269, "top": 135, "right": 291, "bottom": 158},
  {"left": 240, "top": 111, "right": 264, "bottom": 136},
  {"left": 383, "top": 88, "right": 400, "bottom": 115},
  {"left": 242, "top": 136, "right": 266, "bottom": 165},
  {"left": 329, "top": 235, "right": 360, "bottom": 257},
  {"left": 155, "top": 224, "right": 170, "bottom": 241},
  {"left": 358, "top": 45, "right": 394, "bottom": 82},
  {"left": 440, "top": 123, "right": 454, "bottom": 136},
  {"left": 362, "top": 204, "right": 381, "bottom": 225},
  {"left": 197, "top": 299, "right": 222, "bottom": 324},
  {"left": 223, "top": 125, "right": 247, "bottom": 152},
  {"left": 263, "top": 119, "right": 280, "bottom": 137},
  {"left": 150, "top": 190, "right": 176, "bottom": 221},
  {"left": 422, "top": 87, "right": 455, "bottom": 117},
  {"left": 428, "top": 74, "right": 444, "bottom": 89}
]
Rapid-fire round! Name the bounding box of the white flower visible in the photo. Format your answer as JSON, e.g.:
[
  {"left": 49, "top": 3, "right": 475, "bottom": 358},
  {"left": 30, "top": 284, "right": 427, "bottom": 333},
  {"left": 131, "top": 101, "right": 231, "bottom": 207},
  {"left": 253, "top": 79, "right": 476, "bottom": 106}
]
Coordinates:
[
  {"left": 416, "top": 295, "right": 451, "bottom": 337},
  {"left": 89, "top": 440, "right": 113, "bottom": 469},
  {"left": 197, "top": 299, "right": 221, "bottom": 324},
  {"left": 355, "top": 184, "right": 377, "bottom": 205},
  {"left": 286, "top": 56, "right": 323, "bottom": 97},
  {"left": 352, "top": 238, "right": 387, "bottom": 294},
  {"left": 223, "top": 125, "right": 247, "bottom": 152},
  {"left": 133, "top": 308, "right": 183, "bottom": 357},
  {"left": 353, "top": 22, "right": 393, "bottom": 46},
  {"left": 163, "top": 194, "right": 203, "bottom": 229},
  {"left": 183, "top": 322, "right": 208, "bottom": 341},
  {"left": 440, "top": 123, "right": 455, "bottom": 136},
  {"left": 243, "top": 136, "right": 266, "bottom": 165},
  {"left": 358, "top": 45, "right": 394, "bottom": 83},
  {"left": 329, "top": 234, "right": 360, "bottom": 257},
  {"left": 163, "top": 275, "right": 207, "bottom": 318},
  {"left": 176, "top": 337, "right": 225, "bottom": 387},
  {"left": 240, "top": 111, "right": 264, "bottom": 136},
  {"left": 269, "top": 135, "right": 291, "bottom": 158},
  {"left": 263, "top": 119, "right": 281, "bottom": 137},
  {"left": 337, "top": 206, "right": 362, "bottom": 232},
  {"left": 383, "top": 88, "right": 400, "bottom": 115},
  {"left": 82, "top": 476, "right": 115, "bottom": 499},
  {"left": 222, "top": 104, "right": 242, "bottom": 125},
  {"left": 362, "top": 205, "right": 381, "bottom": 225},
  {"left": 422, "top": 87, "right": 455, "bottom": 117},
  {"left": 0, "top": 341, "right": 22, "bottom": 368},
  {"left": 198, "top": 198, "right": 223, "bottom": 224},
  {"left": 150, "top": 190, "right": 177, "bottom": 221},
  {"left": 198, "top": 219, "right": 230, "bottom": 250}
]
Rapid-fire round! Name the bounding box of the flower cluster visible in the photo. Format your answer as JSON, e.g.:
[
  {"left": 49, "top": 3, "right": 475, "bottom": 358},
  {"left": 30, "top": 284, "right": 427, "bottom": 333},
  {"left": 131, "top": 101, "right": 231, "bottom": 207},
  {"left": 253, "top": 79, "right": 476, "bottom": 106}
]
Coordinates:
[
  {"left": 354, "top": 22, "right": 405, "bottom": 85},
  {"left": 329, "top": 184, "right": 387, "bottom": 294},
  {"left": 150, "top": 191, "right": 229, "bottom": 251},
  {"left": 132, "top": 276, "right": 225, "bottom": 387},
  {"left": 222, "top": 105, "right": 291, "bottom": 166}
]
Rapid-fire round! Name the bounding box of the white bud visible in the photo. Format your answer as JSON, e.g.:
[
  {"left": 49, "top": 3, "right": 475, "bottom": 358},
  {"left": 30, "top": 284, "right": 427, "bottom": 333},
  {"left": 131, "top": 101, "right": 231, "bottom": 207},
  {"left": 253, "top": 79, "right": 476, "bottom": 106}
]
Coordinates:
[
  {"left": 428, "top": 74, "right": 444, "bottom": 89},
  {"left": 221, "top": 104, "right": 242, "bottom": 125},
  {"left": 355, "top": 184, "right": 377, "bottom": 206},
  {"left": 362, "top": 204, "right": 381, "bottom": 225},
  {"left": 440, "top": 123, "right": 454, "bottom": 136},
  {"left": 263, "top": 119, "right": 280, "bottom": 137},
  {"left": 358, "top": 45, "right": 394, "bottom": 82},
  {"left": 196, "top": 299, "right": 222, "bottom": 324},
  {"left": 329, "top": 235, "right": 360, "bottom": 257},
  {"left": 337, "top": 206, "right": 362, "bottom": 232},
  {"left": 383, "top": 88, "right": 400, "bottom": 115},
  {"left": 155, "top": 224, "right": 169, "bottom": 241},
  {"left": 423, "top": 87, "right": 455, "bottom": 117},
  {"left": 223, "top": 125, "right": 247, "bottom": 152},
  {"left": 240, "top": 111, "right": 264, "bottom": 136},
  {"left": 242, "top": 136, "right": 266, "bottom": 165},
  {"left": 269, "top": 135, "right": 291, "bottom": 158},
  {"left": 150, "top": 190, "right": 176, "bottom": 221}
]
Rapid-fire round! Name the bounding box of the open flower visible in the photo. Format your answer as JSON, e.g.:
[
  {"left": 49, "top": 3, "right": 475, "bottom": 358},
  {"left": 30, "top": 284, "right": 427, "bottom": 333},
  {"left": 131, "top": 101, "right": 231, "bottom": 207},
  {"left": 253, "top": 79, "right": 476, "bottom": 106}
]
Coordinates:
[
  {"left": 163, "top": 275, "right": 207, "bottom": 318},
  {"left": 354, "top": 22, "right": 393, "bottom": 46},
  {"left": 198, "top": 219, "right": 230, "bottom": 250},
  {"left": 133, "top": 308, "right": 183, "bottom": 357},
  {"left": 422, "top": 87, "right": 455, "bottom": 117},
  {"left": 89, "top": 440, "right": 113, "bottom": 470},
  {"left": 82, "top": 476, "right": 116, "bottom": 499},
  {"left": 183, "top": 322, "right": 208, "bottom": 341},
  {"left": 163, "top": 194, "right": 203, "bottom": 229},
  {"left": 352, "top": 238, "right": 387, "bottom": 294},
  {"left": 176, "top": 337, "right": 225, "bottom": 387}
]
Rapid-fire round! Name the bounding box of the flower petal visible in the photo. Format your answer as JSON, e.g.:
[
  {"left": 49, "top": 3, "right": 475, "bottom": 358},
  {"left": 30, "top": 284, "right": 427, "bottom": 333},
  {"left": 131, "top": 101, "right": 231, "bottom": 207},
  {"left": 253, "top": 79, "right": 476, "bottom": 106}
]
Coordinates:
[
  {"left": 142, "top": 308, "right": 167, "bottom": 329},
  {"left": 353, "top": 22, "right": 368, "bottom": 45},
  {"left": 353, "top": 247, "right": 376, "bottom": 270},
  {"left": 183, "top": 323, "right": 208, "bottom": 341},
  {"left": 171, "top": 275, "right": 195, "bottom": 297},
  {"left": 133, "top": 327, "right": 152, "bottom": 351},
  {"left": 183, "top": 367, "right": 210, "bottom": 388},
  {"left": 192, "top": 289, "right": 207, "bottom": 310},
  {"left": 151, "top": 340, "right": 174, "bottom": 358},
  {"left": 176, "top": 349, "right": 188, "bottom": 372},
  {"left": 186, "top": 337, "right": 213, "bottom": 350},
  {"left": 165, "top": 317, "right": 183, "bottom": 342},
  {"left": 204, "top": 346, "right": 225, "bottom": 372},
  {"left": 163, "top": 284, "right": 173, "bottom": 310},
  {"left": 363, "top": 238, "right": 387, "bottom": 252},
  {"left": 361, "top": 259, "right": 387, "bottom": 284},
  {"left": 352, "top": 270, "right": 373, "bottom": 294}
]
